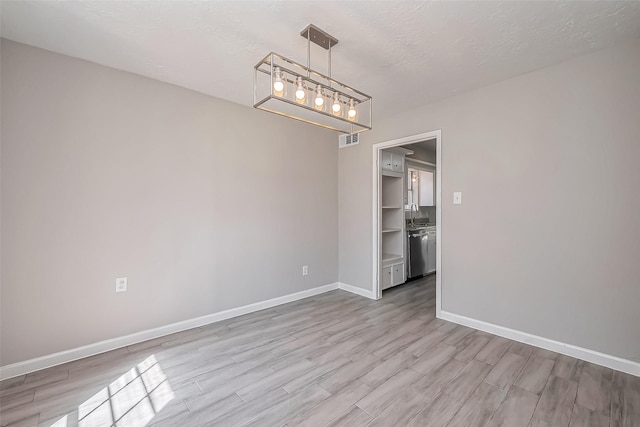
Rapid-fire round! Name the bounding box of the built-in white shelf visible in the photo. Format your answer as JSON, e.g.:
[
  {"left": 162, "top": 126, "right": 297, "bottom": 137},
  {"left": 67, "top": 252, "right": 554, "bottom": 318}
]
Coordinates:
[
  {"left": 381, "top": 170, "right": 403, "bottom": 178},
  {"left": 380, "top": 148, "right": 407, "bottom": 290},
  {"left": 382, "top": 252, "right": 403, "bottom": 265}
]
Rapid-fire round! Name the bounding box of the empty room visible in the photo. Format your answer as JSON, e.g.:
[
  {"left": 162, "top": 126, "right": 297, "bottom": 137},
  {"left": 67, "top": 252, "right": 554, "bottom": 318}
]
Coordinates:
[{"left": 1, "top": 1, "right": 640, "bottom": 426}]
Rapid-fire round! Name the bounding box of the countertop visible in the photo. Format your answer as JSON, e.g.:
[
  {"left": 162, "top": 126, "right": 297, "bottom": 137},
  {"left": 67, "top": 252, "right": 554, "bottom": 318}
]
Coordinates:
[{"left": 406, "top": 224, "right": 436, "bottom": 232}]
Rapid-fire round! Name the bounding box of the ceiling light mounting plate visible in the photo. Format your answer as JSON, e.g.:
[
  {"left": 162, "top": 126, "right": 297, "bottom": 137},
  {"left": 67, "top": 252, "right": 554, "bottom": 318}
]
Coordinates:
[{"left": 300, "top": 24, "right": 338, "bottom": 50}]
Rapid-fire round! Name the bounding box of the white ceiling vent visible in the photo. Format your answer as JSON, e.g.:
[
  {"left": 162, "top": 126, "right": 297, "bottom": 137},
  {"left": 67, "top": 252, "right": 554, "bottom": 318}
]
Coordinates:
[{"left": 339, "top": 133, "right": 360, "bottom": 148}]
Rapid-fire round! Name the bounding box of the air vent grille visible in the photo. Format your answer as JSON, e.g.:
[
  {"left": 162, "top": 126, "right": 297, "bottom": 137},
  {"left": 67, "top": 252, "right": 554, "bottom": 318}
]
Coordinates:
[{"left": 339, "top": 133, "right": 360, "bottom": 148}]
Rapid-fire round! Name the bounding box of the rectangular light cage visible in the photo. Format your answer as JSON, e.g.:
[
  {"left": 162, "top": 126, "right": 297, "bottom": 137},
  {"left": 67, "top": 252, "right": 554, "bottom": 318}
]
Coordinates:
[{"left": 254, "top": 52, "right": 372, "bottom": 134}]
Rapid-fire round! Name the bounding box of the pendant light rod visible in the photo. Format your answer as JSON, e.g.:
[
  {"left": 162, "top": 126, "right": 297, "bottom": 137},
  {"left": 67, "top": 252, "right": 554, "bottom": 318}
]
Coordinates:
[
  {"left": 300, "top": 24, "right": 338, "bottom": 87},
  {"left": 300, "top": 24, "right": 338, "bottom": 50},
  {"left": 328, "top": 43, "right": 332, "bottom": 87},
  {"left": 306, "top": 27, "right": 311, "bottom": 78}
]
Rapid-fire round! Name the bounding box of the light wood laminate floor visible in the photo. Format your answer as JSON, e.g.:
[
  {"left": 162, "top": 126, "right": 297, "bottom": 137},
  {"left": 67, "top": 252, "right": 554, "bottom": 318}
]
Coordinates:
[{"left": 1, "top": 276, "right": 639, "bottom": 427}]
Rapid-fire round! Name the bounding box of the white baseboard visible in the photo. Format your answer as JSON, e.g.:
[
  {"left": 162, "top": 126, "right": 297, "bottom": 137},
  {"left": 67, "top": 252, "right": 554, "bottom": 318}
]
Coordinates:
[
  {"left": 337, "top": 282, "right": 377, "bottom": 299},
  {"left": 0, "top": 282, "right": 341, "bottom": 380},
  {"left": 14, "top": 285, "right": 634, "bottom": 381},
  {"left": 439, "top": 310, "right": 640, "bottom": 377}
]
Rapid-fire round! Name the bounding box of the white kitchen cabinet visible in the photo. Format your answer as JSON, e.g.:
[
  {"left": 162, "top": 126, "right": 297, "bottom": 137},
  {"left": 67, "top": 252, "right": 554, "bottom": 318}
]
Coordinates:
[
  {"left": 406, "top": 162, "right": 436, "bottom": 208},
  {"left": 381, "top": 150, "right": 405, "bottom": 172},
  {"left": 380, "top": 150, "right": 393, "bottom": 171},
  {"left": 381, "top": 151, "right": 393, "bottom": 171},
  {"left": 381, "top": 262, "right": 405, "bottom": 290},
  {"left": 392, "top": 154, "right": 403, "bottom": 172},
  {"left": 392, "top": 263, "right": 405, "bottom": 286},
  {"left": 419, "top": 169, "right": 435, "bottom": 206},
  {"left": 382, "top": 266, "right": 392, "bottom": 290}
]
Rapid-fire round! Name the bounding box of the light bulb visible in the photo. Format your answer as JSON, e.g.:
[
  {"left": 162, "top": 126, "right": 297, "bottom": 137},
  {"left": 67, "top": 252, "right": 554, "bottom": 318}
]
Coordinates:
[
  {"left": 273, "top": 67, "right": 284, "bottom": 97},
  {"left": 347, "top": 99, "right": 357, "bottom": 121},
  {"left": 295, "top": 77, "right": 306, "bottom": 104},
  {"left": 314, "top": 85, "right": 324, "bottom": 110},
  {"left": 331, "top": 92, "right": 342, "bottom": 116}
]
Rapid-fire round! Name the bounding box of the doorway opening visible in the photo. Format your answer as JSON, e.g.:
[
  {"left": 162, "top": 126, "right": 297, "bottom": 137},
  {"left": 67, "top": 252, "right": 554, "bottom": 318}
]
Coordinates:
[{"left": 371, "top": 130, "right": 442, "bottom": 317}]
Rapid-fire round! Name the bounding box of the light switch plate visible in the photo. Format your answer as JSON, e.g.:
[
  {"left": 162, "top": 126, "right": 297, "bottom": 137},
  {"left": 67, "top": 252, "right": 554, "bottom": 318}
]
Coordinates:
[
  {"left": 116, "top": 277, "right": 128, "bottom": 293},
  {"left": 453, "top": 192, "right": 462, "bottom": 205}
]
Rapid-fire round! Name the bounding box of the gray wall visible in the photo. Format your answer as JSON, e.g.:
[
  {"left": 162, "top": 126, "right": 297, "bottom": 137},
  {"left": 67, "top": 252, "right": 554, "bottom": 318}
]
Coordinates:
[
  {"left": 339, "top": 40, "right": 640, "bottom": 361},
  {"left": 1, "top": 40, "right": 338, "bottom": 365}
]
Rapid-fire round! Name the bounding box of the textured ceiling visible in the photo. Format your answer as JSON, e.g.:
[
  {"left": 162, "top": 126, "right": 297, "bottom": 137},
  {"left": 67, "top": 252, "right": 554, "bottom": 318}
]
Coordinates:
[{"left": 2, "top": 1, "right": 640, "bottom": 119}]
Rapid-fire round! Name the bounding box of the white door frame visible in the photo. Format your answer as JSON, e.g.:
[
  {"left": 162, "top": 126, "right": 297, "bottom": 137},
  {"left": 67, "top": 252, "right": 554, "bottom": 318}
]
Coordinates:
[{"left": 371, "top": 130, "right": 442, "bottom": 317}]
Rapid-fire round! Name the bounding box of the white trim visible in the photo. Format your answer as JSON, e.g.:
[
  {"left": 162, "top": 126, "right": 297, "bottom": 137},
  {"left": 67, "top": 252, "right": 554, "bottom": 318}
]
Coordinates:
[
  {"left": 435, "top": 131, "right": 442, "bottom": 318},
  {"left": 385, "top": 147, "right": 414, "bottom": 156},
  {"left": 371, "top": 130, "right": 442, "bottom": 309},
  {"left": 440, "top": 310, "right": 640, "bottom": 377},
  {"left": 0, "top": 283, "right": 340, "bottom": 380},
  {"left": 5, "top": 281, "right": 637, "bottom": 380},
  {"left": 337, "top": 282, "right": 376, "bottom": 299},
  {"left": 405, "top": 158, "right": 436, "bottom": 168}
]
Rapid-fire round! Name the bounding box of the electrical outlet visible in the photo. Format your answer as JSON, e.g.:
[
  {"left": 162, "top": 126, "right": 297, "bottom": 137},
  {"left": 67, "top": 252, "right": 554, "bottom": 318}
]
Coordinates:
[
  {"left": 116, "top": 277, "right": 128, "bottom": 293},
  {"left": 302, "top": 266, "right": 309, "bottom": 276}
]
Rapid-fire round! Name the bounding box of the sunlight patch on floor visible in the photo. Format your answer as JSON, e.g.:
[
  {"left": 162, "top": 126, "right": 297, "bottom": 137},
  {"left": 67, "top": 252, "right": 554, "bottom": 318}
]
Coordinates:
[{"left": 49, "top": 354, "right": 174, "bottom": 427}]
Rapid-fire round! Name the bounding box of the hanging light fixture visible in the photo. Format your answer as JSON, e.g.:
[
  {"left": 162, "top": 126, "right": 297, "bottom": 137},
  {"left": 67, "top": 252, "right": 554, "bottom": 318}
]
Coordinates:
[{"left": 253, "top": 24, "right": 372, "bottom": 134}]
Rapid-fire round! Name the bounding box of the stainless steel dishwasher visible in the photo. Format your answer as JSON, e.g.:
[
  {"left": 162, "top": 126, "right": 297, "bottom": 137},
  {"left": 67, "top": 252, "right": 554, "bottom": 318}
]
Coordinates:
[
  {"left": 407, "top": 228, "right": 429, "bottom": 279},
  {"left": 426, "top": 226, "right": 436, "bottom": 273}
]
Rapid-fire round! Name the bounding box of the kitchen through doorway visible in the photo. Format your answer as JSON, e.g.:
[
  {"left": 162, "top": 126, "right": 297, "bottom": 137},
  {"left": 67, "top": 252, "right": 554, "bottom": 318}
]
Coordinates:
[{"left": 372, "top": 130, "right": 442, "bottom": 317}]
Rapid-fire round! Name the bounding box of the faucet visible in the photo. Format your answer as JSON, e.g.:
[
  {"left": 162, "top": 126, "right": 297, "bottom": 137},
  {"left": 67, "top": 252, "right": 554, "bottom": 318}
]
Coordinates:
[{"left": 410, "top": 203, "right": 418, "bottom": 227}]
